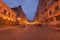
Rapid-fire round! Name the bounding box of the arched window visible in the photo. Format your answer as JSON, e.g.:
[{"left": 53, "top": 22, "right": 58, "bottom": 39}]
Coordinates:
[{"left": 55, "top": 6, "right": 59, "bottom": 11}]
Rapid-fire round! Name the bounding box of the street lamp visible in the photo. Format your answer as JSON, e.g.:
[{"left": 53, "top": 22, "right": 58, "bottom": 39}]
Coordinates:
[
  {"left": 8, "top": 18, "right": 10, "bottom": 20},
  {"left": 17, "top": 18, "right": 20, "bottom": 20},
  {"left": 17, "top": 17, "right": 21, "bottom": 25}
]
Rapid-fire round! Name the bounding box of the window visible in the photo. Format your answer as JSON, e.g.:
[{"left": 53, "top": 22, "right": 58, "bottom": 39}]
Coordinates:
[
  {"left": 8, "top": 12, "right": 10, "bottom": 17},
  {"left": 49, "top": 10, "right": 52, "bottom": 15},
  {"left": 56, "top": 15, "right": 60, "bottom": 21},
  {"left": 50, "top": 0, "right": 59, "bottom": 5},
  {"left": 49, "top": 17, "right": 54, "bottom": 22},
  {"left": 4, "top": 10, "right": 6, "bottom": 15},
  {"left": 12, "top": 15, "right": 13, "bottom": 18},
  {"left": 45, "top": 19, "right": 49, "bottom": 22},
  {"left": 0, "top": 17, "right": 3, "bottom": 23},
  {"left": 55, "top": 6, "right": 59, "bottom": 11},
  {"left": 45, "top": 8, "right": 47, "bottom": 11},
  {"left": 44, "top": 2, "right": 47, "bottom": 6}
]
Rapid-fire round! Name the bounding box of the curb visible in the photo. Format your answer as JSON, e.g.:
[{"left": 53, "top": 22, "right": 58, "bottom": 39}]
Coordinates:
[
  {"left": 0, "top": 26, "right": 17, "bottom": 30},
  {"left": 48, "top": 26, "right": 60, "bottom": 30}
]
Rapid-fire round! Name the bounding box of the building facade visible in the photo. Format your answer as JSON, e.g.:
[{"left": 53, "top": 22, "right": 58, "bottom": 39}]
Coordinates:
[
  {"left": 0, "top": 0, "right": 17, "bottom": 26},
  {"left": 11, "top": 5, "right": 28, "bottom": 25},
  {"left": 36, "top": 0, "right": 60, "bottom": 26}
]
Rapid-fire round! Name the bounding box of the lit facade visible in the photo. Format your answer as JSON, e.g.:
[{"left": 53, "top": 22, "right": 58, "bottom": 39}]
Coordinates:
[
  {"left": 36, "top": 0, "right": 60, "bottom": 26},
  {"left": 12, "top": 5, "right": 28, "bottom": 25},
  {"left": 0, "top": 0, "right": 17, "bottom": 25}
]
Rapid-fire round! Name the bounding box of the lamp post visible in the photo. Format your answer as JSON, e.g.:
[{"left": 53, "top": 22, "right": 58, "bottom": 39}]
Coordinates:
[{"left": 17, "top": 17, "right": 21, "bottom": 25}]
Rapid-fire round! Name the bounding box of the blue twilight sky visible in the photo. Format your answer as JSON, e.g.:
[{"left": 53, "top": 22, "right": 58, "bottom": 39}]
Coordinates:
[{"left": 3, "top": 0, "right": 38, "bottom": 20}]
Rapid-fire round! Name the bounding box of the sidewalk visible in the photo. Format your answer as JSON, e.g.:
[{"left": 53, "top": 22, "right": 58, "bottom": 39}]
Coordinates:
[
  {"left": 46, "top": 25, "right": 60, "bottom": 30},
  {"left": 0, "top": 25, "right": 17, "bottom": 30},
  {"left": 49, "top": 26, "right": 60, "bottom": 30}
]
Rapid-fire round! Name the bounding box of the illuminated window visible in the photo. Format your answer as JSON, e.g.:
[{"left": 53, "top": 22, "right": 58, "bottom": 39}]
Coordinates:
[{"left": 56, "top": 15, "right": 60, "bottom": 21}]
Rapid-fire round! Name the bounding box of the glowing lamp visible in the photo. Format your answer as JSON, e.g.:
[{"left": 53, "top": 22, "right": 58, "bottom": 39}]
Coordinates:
[{"left": 18, "top": 18, "right": 20, "bottom": 20}]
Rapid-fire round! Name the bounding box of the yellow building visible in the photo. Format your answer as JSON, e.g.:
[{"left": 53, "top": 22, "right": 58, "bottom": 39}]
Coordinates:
[{"left": 0, "top": 0, "right": 17, "bottom": 25}]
